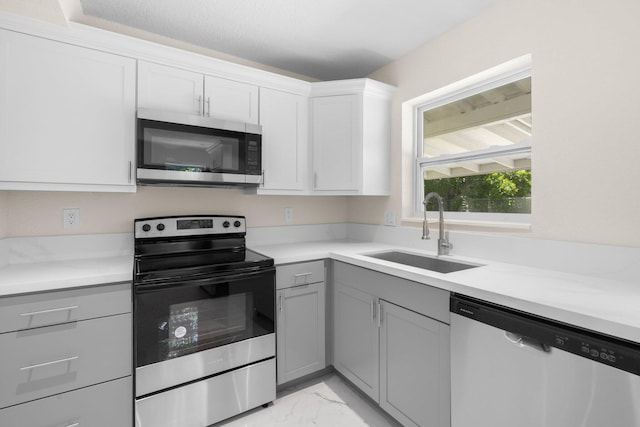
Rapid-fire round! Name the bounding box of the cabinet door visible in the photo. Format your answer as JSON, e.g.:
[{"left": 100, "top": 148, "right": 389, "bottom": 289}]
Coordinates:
[
  {"left": 333, "top": 283, "right": 379, "bottom": 401},
  {"left": 311, "top": 95, "right": 361, "bottom": 191},
  {"left": 380, "top": 301, "right": 450, "bottom": 427},
  {"left": 259, "top": 88, "right": 306, "bottom": 191},
  {"left": 276, "top": 282, "right": 325, "bottom": 384},
  {"left": 137, "top": 61, "right": 204, "bottom": 115},
  {"left": 0, "top": 30, "right": 136, "bottom": 190},
  {"left": 204, "top": 75, "right": 258, "bottom": 124}
]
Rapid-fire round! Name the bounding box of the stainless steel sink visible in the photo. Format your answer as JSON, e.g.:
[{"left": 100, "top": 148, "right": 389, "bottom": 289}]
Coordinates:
[{"left": 364, "top": 250, "right": 482, "bottom": 274}]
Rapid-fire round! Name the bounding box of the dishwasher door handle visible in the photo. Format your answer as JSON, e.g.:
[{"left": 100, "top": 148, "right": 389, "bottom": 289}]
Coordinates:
[{"left": 505, "top": 331, "right": 552, "bottom": 353}]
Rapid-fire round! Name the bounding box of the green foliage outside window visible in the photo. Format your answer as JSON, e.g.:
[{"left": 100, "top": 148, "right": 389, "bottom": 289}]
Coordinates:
[{"left": 424, "top": 170, "right": 531, "bottom": 213}]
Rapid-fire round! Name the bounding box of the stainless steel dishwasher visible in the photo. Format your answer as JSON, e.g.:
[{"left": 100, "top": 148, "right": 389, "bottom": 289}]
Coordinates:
[{"left": 450, "top": 294, "right": 640, "bottom": 427}]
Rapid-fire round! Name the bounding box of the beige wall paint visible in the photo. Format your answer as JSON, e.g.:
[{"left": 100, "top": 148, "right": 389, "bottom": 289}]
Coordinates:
[
  {"left": 0, "top": 191, "right": 8, "bottom": 238},
  {"left": 0, "top": 0, "right": 67, "bottom": 25},
  {"left": 365, "top": 0, "right": 640, "bottom": 247},
  {"left": 4, "top": 188, "right": 347, "bottom": 237}
]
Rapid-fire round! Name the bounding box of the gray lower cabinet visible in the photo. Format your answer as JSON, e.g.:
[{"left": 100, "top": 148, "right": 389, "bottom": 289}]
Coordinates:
[
  {"left": 333, "top": 261, "right": 450, "bottom": 427},
  {"left": 0, "top": 282, "right": 132, "bottom": 426},
  {"left": 333, "top": 283, "right": 379, "bottom": 399},
  {"left": 0, "top": 376, "right": 132, "bottom": 427},
  {"left": 380, "top": 300, "right": 450, "bottom": 427},
  {"left": 276, "top": 260, "right": 326, "bottom": 385}
]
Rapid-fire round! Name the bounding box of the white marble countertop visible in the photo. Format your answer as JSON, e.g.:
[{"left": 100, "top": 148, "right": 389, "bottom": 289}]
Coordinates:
[
  {"left": 254, "top": 240, "right": 640, "bottom": 344},
  {"left": 1, "top": 239, "right": 638, "bottom": 345},
  {"left": 0, "top": 256, "right": 132, "bottom": 296}
]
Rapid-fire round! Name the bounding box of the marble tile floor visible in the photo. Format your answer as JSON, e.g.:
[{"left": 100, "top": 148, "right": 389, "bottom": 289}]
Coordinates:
[{"left": 213, "top": 373, "right": 402, "bottom": 427}]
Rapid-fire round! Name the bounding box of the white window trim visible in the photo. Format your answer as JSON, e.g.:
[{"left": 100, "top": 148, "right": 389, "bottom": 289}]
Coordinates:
[{"left": 408, "top": 54, "right": 533, "bottom": 223}]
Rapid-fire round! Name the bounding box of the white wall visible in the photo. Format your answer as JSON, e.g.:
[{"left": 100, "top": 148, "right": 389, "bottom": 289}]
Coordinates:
[
  {"left": 365, "top": 0, "right": 640, "bottom": 247},
  {"left": 3, "top": 188, "right": 348, "bottom": 237}
]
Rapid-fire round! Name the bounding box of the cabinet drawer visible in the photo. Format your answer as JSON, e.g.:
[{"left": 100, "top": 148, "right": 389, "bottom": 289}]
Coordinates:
[
  {"left": 276, "top": 260, "right": 325, "bottom": 289},
  {"left": 0, "top": 313, "right": 132, "bottom": 409},
  {"left": 0, "top": 376, "right": 132, "bottom": 427},
  {"left": 0, "top": 282, "right": 131, "bottom": 333}
]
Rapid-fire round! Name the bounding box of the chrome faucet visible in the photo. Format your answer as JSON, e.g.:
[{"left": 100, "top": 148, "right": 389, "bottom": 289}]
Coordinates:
[{"left": 422, "top": 192, "right": 453, "bottom": 255}]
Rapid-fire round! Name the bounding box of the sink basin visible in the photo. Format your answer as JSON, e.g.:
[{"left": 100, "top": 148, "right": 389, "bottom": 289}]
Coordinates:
[{"left": 364, "top": 251, "right": 482, "bottom": 274}]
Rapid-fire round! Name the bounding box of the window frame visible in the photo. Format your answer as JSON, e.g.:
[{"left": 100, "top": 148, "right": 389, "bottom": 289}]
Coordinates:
[{"left": 412, "top": 56, "right": 533, "bottom": 224}]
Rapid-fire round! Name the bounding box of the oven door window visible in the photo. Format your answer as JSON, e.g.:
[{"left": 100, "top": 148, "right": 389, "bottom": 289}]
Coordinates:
[
  {"left": 140, "top": 123, "right": 244, "bottom": 174},
  {"left": 135, "top": 270, "right": 274, "bottom": 367}
]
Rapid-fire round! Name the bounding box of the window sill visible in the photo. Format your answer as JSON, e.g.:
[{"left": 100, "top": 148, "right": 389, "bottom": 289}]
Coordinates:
[{"left": 402, "top": 216, "right": 532, "bottom": 233}]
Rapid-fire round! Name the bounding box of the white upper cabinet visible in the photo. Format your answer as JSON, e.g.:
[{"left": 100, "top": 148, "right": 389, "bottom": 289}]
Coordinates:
[
  {"left": 259, "top": 88, "right": 307, "bottom": 192},
  {"left": 311, "top": 95, "right": 360, "bottom": 191},
  {"left": 137, "top": 61, "right": 204, "bottom": 115},
  {"left": 204, "top": 75, "right": 259, "bottom": 124},
  {"left": 138, "top": 61, "right": 259, "bottom": 124},
  {"left": 0, "top": 29, "right": 136, "bottom": 192},
  {"left": 310, "top": 79, "right": 395, "bottom": 195}
]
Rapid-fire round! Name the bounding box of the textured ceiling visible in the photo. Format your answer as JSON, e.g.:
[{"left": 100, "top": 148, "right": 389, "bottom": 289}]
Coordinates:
[{"left": 77, "top": 0, "right": 502, "bottom": 81}]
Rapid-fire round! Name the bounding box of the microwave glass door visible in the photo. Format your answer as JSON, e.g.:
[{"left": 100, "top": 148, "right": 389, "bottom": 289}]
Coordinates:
[
  {"left": 140, "top": 125, "right": 243, "bottom": 174},
  {"left": 135, "top": 270, "right": 275, "bottom": 367}
]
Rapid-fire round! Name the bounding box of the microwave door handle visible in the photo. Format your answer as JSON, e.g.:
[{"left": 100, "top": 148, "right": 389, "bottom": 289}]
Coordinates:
[{"left": 135, "top": 268, "right": 274, "bottom": 294}]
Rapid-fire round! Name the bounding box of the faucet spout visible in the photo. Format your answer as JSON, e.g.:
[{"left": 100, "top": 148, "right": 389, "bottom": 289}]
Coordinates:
[{"left": 422, "top": 192, "right": 453, "bottom": 255}]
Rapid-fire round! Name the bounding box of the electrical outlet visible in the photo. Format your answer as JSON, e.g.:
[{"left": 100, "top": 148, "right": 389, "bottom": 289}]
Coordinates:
[
  {"left": 63, "top": 208, "right": 80, "bottom": 229},
  {"left": 384, "top": 211, "right": 396, "bottom": 226},
  {"left": 284, "top": 207, "right": 294, "bottom": 224}
]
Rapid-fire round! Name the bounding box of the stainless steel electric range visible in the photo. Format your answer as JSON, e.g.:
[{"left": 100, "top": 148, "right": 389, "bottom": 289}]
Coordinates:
[{"left": 132, "top": 215, "right": 275, "bottom": 427}]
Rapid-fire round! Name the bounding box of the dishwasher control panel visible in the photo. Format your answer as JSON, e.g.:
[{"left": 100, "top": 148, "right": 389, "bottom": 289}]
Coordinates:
[{"left": 451, "top": 295, "right": 640, "bottom": 376}]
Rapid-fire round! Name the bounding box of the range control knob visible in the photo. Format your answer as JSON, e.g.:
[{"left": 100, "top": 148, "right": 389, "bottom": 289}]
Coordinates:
[
  {"left": 142, "top": 224, "right": 151, "bottom": 232},
  {"left": 234, "top": 220, "right": 242, "bottom": 228},
  {"left": 222, "top": 221, "right": 230, "bottom": 228},
  {"left": 156, "top": 223, "right": 165, "bottom": 231}
]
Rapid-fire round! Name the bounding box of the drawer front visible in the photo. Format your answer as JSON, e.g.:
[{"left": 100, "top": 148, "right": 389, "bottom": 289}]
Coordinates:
[
  {"left": 136, "top": 358, "right": 275, "bottom": 427},
  {"left": 0, "top": 282, "right": 131, "bottom": 333},
  {"left": 276, "top": 260, "right": 324, "bottom": 289},
  {"left": 0, "top": 376, "right": 132, "bottom": 427},
  {"left": 0, "top": 313, "right": 132, "bottom": 409}
]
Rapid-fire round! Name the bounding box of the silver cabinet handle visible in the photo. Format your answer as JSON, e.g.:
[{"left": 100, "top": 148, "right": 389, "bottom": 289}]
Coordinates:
[
  {"left": 20, "top": 305, "right": 79, "bottom": 317},
  {"left": 20, "top": 355, "right": 79, "bottom": 371},
  {"left": 128, "top": 160, "right": 132, "bottom": 183},
  {"left": 313, "top": 172, "right": 318, "bottom": 189},
  {"left": 198, "top": 95, "right": 202, "bottom": 115},
  {"left": 370, "top": 299, "right": 375, "bottom": 323},
  {"left": 206, "top": 97, "right": 211, "bottom": 117},
  {"left": 377, "top": 301, "right": 382, "bottom": 328},
  {"left": 294, "top": 273, "right": 312, "bottom": 278},
  {"left": 294, "top": 272, "right": 312, "bottom": 285},
  {"left": 278, "top": 294, "right": 283, "bottom": 313}
]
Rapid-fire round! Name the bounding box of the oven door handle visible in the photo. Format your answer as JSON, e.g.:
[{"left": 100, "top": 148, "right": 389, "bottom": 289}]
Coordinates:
[{"left": 135, "top": 268, "right": 274, "bottom": 293}]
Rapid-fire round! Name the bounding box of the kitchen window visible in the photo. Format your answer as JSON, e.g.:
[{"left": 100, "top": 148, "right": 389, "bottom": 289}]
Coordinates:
[{"left": 414, "top": 57, "right": 532, "bottom": 225}]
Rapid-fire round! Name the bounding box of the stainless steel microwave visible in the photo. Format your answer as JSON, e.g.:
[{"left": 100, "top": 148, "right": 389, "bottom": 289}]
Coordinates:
[{"left": 136, "top": 109, "right": 262, "bottom": 187}]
